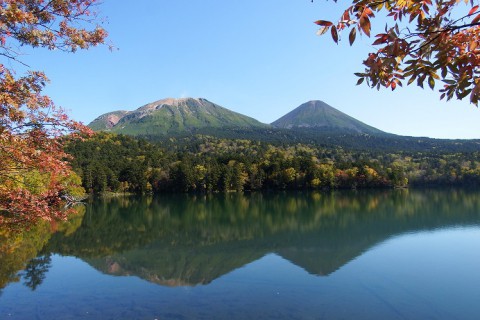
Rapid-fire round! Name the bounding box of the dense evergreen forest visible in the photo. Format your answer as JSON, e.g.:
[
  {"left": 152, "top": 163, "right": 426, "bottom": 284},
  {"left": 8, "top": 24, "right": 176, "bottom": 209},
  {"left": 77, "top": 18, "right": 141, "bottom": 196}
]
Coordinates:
[
  {"left": 138, "top": 127, "right": 480, "bottom": 153},
  {"left": 64, "top": 133, "right": 480, "bottom": 194}
]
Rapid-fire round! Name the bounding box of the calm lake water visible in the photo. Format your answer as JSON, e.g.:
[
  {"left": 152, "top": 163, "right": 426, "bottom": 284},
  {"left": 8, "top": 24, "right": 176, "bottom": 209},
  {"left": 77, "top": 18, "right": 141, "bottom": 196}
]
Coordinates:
[{"left": 1, "top": 189, "right": 480, "bottom": 319}]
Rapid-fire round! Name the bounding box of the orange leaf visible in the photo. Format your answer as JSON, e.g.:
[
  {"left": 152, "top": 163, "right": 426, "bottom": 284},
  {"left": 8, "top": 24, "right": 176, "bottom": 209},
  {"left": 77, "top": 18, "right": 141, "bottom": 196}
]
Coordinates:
[
  {"left": 471, "top": 40, "right": 478, "bottom": 51},
  {"left": 363, "top": 7, "right": 373, "bottom": 17}
]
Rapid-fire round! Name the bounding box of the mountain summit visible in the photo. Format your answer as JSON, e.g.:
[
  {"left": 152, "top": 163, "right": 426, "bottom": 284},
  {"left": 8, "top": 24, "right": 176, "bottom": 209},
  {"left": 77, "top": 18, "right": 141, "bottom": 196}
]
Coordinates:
[
  {"left": 88, "top": 98, "right": 268, "bottom": 135},
  {"left": 271, "top": 100, "right": 383, "bottom": 135},
  {"left": 89, "top": 98, "right": 385, "bottom": 138}
]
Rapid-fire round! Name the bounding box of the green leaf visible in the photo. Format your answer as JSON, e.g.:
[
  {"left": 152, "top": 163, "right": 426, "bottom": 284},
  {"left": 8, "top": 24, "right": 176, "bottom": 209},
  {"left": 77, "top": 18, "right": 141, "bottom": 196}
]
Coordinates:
[
  {"left": 457, "top": 89, "right": 472, "bottom": 99},
  {"left": 447, "top": 64, "right": 459, "bottom": 73},
  {"left": 441, "top": 67, "right": 447, "bottom": 78},
  {"left": 407, "top": 75, "right": 416, "bottom": 85},
  {"left": 417, "top": 75, "right": 426, "bottom": 88},
  {"left": 443, "top": 79, "right": 456, "bottom": 85},
  {"left": 428, "top": 76, "right": 435, "bottom": 90}
]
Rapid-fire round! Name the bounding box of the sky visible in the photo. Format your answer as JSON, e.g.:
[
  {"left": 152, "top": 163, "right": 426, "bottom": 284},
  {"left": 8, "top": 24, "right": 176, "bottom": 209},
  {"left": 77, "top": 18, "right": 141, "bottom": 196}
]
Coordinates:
[{"left": 15, "top": 0, "right": 480, "bottom": 139}]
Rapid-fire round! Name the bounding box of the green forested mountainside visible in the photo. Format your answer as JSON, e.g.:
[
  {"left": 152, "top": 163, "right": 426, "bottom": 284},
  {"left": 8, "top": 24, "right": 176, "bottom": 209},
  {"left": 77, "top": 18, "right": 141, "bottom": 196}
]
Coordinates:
[
  {"left": 64, "top": 133, "right": 480, "bottom": 194},
  {"left": 139, "top": 128, "right": 480, "bottom": 153},
  {"left": 88, "top": 98, "right": 386, "bottom": 138},
  {"left": 88, "top": 98, "right": 268, "bottom": 135},
  {"left": 88, "top": 98, "right": 480, "bottom": 153},
  {"left": 271, "top": 100, "right": 383, "bottom": 135}
]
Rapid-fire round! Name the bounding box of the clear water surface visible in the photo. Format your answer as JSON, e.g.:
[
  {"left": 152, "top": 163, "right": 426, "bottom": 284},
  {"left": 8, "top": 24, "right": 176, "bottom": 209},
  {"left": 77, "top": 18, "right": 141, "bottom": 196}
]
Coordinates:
[{"left": 1, "top": 189, "right": 480, "bottom": 319}]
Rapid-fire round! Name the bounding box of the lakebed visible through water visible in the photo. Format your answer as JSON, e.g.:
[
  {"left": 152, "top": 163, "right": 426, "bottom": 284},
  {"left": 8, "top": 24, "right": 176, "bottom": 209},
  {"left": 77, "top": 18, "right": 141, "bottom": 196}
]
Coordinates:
[{"left": 1, "top": 189, "right": 480, "bottom": 319}]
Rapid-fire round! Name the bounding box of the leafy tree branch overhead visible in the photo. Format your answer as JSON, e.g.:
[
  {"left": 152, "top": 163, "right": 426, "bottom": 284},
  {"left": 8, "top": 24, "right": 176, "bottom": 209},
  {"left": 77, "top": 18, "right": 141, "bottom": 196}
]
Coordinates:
[
  {"left": 0, "top": 0, "right": 107, "bottom": 226},
  {"left": 314, "top": 0, "right": 480, "bottom": 105}
]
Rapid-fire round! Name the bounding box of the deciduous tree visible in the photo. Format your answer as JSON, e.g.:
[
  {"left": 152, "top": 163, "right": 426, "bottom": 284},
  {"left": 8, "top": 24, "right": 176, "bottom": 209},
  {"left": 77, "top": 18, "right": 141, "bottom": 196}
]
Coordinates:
[
  {"left": 0, "top": 0, "right": 107, "bottom": 226},
  {"left": 315, "top": 0, "right": 480, "bottom": 104}
]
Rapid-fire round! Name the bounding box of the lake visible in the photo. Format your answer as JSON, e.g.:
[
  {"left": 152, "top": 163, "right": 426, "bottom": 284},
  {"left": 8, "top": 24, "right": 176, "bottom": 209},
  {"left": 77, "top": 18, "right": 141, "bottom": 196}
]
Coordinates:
[{"left": 1, "top": 189, "right": 480, "bottom": 319}]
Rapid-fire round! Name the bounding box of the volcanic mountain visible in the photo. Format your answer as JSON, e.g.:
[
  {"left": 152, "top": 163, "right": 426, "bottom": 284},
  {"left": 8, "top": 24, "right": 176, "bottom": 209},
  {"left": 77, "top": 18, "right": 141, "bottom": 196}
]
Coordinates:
[
  {"left": 88, "top": 97, "right": 268, "bottom": 135},
  {"left": 271, "top": 100, "right": 384, "bottom": 135}
]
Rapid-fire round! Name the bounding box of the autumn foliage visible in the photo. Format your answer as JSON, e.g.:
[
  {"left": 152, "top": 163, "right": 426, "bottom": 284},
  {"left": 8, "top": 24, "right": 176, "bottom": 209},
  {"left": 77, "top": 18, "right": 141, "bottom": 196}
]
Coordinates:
[
  {"left": 0, "top": 0, "right": 107, "bottom": 226},
  {"left": 315, "top": 0, "right": 480, "bottom": 104}
]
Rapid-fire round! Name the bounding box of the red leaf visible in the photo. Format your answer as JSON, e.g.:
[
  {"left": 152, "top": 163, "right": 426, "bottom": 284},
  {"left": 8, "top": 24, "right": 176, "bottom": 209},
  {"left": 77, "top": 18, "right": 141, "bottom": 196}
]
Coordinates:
[
  {"left": 359, "top": 17, "right": 371, "bottom": 37},
  {"left": 473, "top": 13, "right": 480, "bottom": 24},
  {"left": 314, "top": 20, "right": 333, "bottom": 27},
  {"left": 372, "top": 34, "right": 388, "bottom": 45},
  {"left": 469, "top": 5, "right": 479, "bottom": 15},
  {"left": 349, "top": 28, "right": 356, "bottom": 46},
  {"left": 331, "top": 26, "right": 339, "bottom": 43}
]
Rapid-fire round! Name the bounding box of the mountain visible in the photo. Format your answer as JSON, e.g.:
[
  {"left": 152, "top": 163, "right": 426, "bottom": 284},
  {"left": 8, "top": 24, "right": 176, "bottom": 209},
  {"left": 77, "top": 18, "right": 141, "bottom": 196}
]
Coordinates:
[
  {"left": 271, "top": 100, "right": 384, "bottom": 135},
  {"left": 88, "top": 110, "right": 130, "bottom": 131},
  {"left": 88, "top": 98, "right": 268, "bottom": 135},
  {"left": 88, "top": 98, "right": 480, "bottom": 153}
]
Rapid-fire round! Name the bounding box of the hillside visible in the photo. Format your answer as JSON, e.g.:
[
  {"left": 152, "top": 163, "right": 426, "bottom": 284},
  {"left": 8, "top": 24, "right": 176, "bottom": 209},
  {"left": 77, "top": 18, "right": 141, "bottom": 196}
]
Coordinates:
[
  {"left": 271, "top": 100, "right": 384, "bottom": 135},
  {"left": 88, "top": 98, "right": 268, "bottom": 135},
  {"left": 88, "top": 98, "right": 480, "bottom": 153},
  {"left": 88, "top": 110, "right": 130, "bottom": 131}
]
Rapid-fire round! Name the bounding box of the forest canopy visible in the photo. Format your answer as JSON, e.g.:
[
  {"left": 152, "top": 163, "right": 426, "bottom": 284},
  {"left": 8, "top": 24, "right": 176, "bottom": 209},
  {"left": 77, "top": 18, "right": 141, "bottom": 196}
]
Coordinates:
[{"left": 65, "top": 133, "right": 480, "bottom": 194}]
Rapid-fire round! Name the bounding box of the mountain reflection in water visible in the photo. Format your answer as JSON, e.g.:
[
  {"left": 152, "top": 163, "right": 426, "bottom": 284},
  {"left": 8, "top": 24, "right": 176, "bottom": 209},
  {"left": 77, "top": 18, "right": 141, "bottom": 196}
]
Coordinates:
[{"left": 2, "top": 189, "right": 480, "bottom": 290}]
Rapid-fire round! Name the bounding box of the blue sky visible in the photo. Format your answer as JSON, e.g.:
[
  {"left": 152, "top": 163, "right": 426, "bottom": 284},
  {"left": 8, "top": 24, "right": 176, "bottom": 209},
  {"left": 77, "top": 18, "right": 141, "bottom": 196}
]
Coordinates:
[{"left": 18, "top": 0, "right": 480, "bottom": 139}]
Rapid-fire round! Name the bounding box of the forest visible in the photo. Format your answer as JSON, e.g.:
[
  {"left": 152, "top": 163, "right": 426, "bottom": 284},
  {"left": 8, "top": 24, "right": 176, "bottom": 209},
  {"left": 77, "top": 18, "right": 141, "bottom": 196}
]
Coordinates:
[{"left": 64, "top": 132, "right": 480, "bottom": 194}]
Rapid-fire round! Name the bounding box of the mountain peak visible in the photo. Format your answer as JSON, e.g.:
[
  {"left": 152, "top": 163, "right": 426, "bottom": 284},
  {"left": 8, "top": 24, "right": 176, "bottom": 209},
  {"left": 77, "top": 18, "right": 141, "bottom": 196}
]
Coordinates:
[
  {"left": 89, "top": 98, "right": 384, "bottom": 137},
  {"left": 137, "top": 97, "right": 205, "bottom": 112},
  {"left": 88, "top": 97, "right": 268, "bottom": 135},
  {"left": 271, "top": 100, "right": 383, "bottom": 134},
  {"left": 303, "top": 100, "right": 331, "bottom": 108}
]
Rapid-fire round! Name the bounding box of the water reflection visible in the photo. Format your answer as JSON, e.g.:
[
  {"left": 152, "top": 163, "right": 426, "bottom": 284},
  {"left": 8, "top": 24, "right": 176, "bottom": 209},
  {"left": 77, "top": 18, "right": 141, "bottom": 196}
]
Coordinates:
[
  {"left": 0, "top": 206, "right": 85, "bottom": 301},
  {"left": 21, "top": 254, "right": 51, "bottom": 291},
  {"left": 2, "top": 189, "right": 480, "bottom": 290}
]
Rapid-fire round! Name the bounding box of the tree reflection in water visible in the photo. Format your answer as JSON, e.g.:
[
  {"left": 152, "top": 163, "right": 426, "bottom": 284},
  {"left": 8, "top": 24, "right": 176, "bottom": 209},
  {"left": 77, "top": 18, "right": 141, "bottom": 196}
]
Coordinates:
[
  {"left": 21, "top": 254, "right": 51, "bottom": 291},
  {"left": 2, "top": 188, "right": 480, "bottom": 289}
]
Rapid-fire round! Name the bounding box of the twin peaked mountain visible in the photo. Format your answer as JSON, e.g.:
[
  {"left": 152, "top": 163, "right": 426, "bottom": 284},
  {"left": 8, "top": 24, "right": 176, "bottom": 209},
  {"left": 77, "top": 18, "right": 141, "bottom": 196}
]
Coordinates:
[{"left": 88, "top": 98, "right": 383, "bottom": 136}]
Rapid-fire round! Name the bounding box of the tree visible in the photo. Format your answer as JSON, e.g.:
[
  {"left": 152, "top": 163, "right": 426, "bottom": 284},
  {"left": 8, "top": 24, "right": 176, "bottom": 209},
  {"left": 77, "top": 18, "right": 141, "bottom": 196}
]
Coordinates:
[
  {"left": 0, "top": 0, "right": 107, "bottom": 226},
  {"left": 315, "top": 0, "right": 480, "bottom": 104}
]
